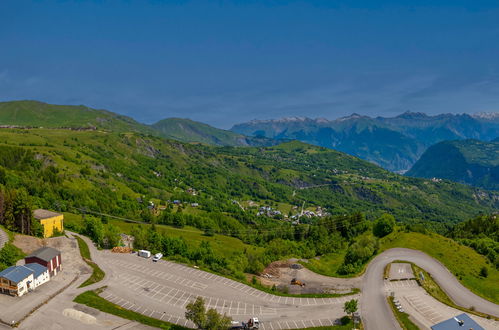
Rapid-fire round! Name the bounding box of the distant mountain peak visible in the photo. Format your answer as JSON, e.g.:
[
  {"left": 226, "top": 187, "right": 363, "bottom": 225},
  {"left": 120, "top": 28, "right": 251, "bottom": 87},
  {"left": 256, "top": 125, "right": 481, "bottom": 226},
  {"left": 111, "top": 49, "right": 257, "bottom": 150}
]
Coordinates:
[
  {"left": 247, "top": 117, "right": 312, "bottom": 124},
  {"left": 337, "top": 113, "right": 370, "bottom": 122},
  {"left": 472, "top": 112, "right": 499, "bottom": 120},
  {"left": 396, "top": 111, "right": 429, "bottom": 119}
]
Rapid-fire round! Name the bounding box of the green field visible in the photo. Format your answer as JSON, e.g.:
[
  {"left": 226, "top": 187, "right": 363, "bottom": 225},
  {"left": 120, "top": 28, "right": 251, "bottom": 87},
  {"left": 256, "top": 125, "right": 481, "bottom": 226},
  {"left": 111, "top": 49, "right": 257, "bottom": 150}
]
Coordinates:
[{"left": 302, "top": 252, "right": 349, "bottom": 278}]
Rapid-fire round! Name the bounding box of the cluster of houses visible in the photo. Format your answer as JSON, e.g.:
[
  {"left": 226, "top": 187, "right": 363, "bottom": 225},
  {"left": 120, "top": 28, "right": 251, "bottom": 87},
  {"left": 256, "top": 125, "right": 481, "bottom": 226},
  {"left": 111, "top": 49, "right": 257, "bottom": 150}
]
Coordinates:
[
  {"left": 257, "top": 205, "right": 330, "bottom": 222},
  {"left": 257, "top": 206, "right": 282, "bottom": 218},
  {"left": 0, "top": 246, "right": 62, "bottom": 297}
]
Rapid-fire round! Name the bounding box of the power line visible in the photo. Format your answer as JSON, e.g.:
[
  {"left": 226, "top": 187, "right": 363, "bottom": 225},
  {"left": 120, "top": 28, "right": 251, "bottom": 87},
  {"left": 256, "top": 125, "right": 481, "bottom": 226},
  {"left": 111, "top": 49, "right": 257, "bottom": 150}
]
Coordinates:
[{"left": 68, "top": 206, "right": 369, "bottom": 237}]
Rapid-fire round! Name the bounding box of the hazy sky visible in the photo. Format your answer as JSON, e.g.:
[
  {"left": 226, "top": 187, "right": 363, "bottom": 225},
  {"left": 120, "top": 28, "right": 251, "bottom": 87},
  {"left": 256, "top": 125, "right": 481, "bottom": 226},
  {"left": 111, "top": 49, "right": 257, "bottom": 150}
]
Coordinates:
[{"left": 1, "top": 0, "right": 499, "bottom": 128}]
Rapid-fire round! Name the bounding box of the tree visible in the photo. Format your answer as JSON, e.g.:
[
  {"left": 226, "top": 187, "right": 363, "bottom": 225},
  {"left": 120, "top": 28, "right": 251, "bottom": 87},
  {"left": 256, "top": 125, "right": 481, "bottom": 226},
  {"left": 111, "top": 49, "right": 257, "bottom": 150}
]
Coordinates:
[
  {"left": 373, "top": 213, "right": 396, "bottom": 238},
  {"left": 83, "top": 216, "right": 104, "bottom": 246},
  {"left": 185, "top": 297, "right": 207, "bottom": 329},
  {"left": 185, "top": 296, "right": 232, "bottom": 330},
  {"left": 205, "top": 308, "right": 232, "bottom": 330},
  {"left": 343, "top": 299, "right": 358, "bottom": 320}
]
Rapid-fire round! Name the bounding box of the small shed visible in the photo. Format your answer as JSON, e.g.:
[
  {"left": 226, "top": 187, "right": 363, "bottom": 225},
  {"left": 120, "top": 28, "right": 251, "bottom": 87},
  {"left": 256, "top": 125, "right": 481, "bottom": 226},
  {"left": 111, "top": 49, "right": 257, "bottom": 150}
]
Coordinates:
[
  {"left": 33, "top": 209, "right": 64, "bottom": 238},
  {"left": 25, "top": 246, "right": 62, "bottom": 277},
  {"left": 431, "top": 313, "right": 484, "bottom": 330},
  {"left": 0, "top": 265, "right": 34, "bottom": 297}
]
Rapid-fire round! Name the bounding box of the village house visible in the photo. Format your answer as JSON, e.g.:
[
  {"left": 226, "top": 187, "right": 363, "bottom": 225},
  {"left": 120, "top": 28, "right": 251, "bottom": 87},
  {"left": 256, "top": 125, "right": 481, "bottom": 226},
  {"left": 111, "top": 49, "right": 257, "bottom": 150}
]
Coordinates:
[
  {"left": 0, "top": 266, "right": 34, "bottom": 297},
  {"left": 33, "top": 209, "right": 64, "bottom": 238},
  {"left": 25, "top": 247, "right": 62, "bottom": 277},
  {"left": 0, "top": 263, "right": 50, "bottom": 297}
]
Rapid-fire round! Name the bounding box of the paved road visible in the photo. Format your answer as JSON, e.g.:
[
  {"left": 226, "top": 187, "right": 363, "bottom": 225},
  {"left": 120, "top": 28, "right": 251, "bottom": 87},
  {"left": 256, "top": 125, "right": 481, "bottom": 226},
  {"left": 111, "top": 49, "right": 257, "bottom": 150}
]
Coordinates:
[
  {"left": 68, "top": 233, "right": 499, "bottom": 330},
  {"left": 361, "top": 248, "right": 499, "bottom": 330},
  {"left": 0, "top": 228, "right": 7, "bottom": 250}
]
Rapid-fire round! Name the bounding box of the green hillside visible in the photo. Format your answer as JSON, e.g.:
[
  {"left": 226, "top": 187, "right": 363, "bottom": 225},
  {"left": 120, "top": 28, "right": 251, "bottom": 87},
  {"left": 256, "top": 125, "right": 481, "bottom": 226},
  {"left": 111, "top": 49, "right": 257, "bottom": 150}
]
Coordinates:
[
  {"left": 151, "top": 118, "right": 279, "bottom": 146},
  {"left": 407, "top": 139, "right": 499, "bottom": 190},
  {"left": 0, "top": 128, "right": 496, "bottom": 230},
  {"left": 0, "top": 100, "right": 156, "bottom": 135}
]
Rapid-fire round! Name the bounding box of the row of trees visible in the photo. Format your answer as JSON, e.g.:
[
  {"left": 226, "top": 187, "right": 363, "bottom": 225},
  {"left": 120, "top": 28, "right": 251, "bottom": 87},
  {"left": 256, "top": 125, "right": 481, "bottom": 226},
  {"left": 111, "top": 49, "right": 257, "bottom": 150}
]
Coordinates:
[{"left": 0, "top": 186, "right": 43, "bottom": 236}]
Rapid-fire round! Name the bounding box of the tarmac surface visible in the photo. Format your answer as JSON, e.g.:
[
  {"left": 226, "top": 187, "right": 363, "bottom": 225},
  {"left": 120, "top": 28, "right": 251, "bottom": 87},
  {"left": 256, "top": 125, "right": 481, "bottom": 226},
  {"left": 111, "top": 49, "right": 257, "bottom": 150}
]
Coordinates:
[
  {"left": 385, "top": 275, "right": 499, "bottom": 329},
  {"left": 96, "top": 251, "right": 359, "bottom": 329},
  {"left": 3, "top": 232, "right": 498, "bottom": 330},
  {"left": 389, "top": 263, "right": 414, "bottom": 280},
  {"left": 361, "top": 248, "right": 499, "bottom": 330}
]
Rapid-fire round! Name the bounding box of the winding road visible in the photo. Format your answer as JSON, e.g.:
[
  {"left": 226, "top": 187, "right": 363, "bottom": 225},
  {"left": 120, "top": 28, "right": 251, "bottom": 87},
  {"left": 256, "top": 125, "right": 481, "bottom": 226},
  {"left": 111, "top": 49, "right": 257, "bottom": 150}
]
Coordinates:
[
  {"left": 361, "top": 248, "right": 499, "bottom": 329},
  {"left": 79, "top": 232, "right": 499, "bottom": 330}
]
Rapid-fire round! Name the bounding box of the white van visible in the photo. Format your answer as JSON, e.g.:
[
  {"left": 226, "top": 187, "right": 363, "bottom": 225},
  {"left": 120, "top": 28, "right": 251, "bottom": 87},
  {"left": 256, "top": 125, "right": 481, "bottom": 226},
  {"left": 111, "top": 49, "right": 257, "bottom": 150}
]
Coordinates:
[
  {"left": 138, "top": 250, "right": 151, "bottom": 258},
  {"left": 152, "top": 253, "right": 163, "bottom": 262}
]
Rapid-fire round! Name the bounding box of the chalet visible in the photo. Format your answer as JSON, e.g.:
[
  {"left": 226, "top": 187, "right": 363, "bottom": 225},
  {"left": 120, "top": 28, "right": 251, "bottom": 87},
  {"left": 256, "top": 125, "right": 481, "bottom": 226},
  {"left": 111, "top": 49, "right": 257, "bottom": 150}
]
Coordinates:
[
  {"left": 33, "top": 209, "right": 64, "bottom": 238},
  {"left": 25, "top": 247, "right": 62, "bottom": 277},
  {"left": 0, "top": 265, "right": 34, "bottom": 297}
]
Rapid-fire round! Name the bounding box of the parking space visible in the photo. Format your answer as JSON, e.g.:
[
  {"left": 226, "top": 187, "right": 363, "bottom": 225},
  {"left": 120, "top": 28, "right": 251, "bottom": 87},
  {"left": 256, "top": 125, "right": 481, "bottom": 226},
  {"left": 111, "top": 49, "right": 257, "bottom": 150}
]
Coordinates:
[
  {"left": 96, "top": 252, "right": 359, "bottom": 329},
  {"left": 101, "top": 291, "right": 196, "bottom": 328},
  {"left": 389, "top": 263, "right": 414, "bottom": 280},
  {"left": 384, "top": 279, "right": 418, "bottom": 289}
]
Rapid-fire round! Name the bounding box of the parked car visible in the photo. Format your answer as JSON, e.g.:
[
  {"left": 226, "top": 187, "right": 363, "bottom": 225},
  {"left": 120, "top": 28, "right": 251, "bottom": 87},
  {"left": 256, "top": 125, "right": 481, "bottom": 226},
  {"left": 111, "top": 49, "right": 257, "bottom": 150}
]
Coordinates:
[{"left": 152, "top": 253, "right": 163, "bottom": 262}]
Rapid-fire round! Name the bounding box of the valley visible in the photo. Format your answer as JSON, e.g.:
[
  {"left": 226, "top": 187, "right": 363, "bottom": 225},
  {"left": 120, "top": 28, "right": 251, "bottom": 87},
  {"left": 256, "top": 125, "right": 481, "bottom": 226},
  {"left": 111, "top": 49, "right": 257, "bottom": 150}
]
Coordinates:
[{"left": 0, "top": 102, "right": 498, "bottom": 330}]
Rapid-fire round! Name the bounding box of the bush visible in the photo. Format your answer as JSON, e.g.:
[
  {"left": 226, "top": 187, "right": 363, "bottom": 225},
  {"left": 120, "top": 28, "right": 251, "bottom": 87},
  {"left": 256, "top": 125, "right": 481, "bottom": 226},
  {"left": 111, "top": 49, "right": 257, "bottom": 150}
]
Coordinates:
[
  {"left": 373, "top": 214, "right": 396, "bottom": 238},
  {"left": 480, "top": 266, "right": 489, "bottom": 278},
  {"left": 340, "top": 315, "right": 351, "bottom": 325}
]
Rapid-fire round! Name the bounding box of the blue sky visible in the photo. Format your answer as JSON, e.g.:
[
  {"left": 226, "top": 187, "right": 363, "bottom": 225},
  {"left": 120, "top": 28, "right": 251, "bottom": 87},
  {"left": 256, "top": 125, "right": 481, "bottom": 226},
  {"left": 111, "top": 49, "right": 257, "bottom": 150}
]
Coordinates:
[{"left": 1, "top": 0, "right": 498, "bottom": 128}]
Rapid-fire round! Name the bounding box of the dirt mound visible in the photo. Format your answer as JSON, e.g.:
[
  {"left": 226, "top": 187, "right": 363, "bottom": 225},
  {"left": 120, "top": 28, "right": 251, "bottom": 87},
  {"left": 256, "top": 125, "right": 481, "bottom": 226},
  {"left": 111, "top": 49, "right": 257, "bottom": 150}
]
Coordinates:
[{"left": 261, "top": 260, "right": 292, "bottom": 277}]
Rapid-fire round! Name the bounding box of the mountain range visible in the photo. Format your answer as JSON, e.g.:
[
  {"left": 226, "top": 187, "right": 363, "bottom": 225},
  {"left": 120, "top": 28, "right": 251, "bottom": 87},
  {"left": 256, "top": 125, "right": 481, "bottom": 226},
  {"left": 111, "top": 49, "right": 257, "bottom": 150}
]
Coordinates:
[{"left": 231, "top": 112, "right": 499, "bottom": 172}]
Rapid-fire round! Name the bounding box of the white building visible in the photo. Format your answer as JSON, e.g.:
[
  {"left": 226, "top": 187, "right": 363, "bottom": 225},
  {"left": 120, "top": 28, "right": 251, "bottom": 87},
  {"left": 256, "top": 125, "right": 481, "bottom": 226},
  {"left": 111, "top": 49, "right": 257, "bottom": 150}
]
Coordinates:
[
  {"left": 0, "top": 263, "right": 50, "bottom": 297},
  {"left": 0, "top": 266, "right": 34, "bottom": 297},
  {"left": 24, "top": 263, "right": 50, "bottom": 288}
]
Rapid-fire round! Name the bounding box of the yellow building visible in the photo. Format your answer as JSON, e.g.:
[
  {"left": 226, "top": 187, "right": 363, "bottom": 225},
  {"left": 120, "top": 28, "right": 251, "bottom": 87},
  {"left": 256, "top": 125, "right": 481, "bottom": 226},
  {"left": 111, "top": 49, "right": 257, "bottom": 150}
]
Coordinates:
[{"left": 33, "top": 209, "right": 64, "bottom": 238}]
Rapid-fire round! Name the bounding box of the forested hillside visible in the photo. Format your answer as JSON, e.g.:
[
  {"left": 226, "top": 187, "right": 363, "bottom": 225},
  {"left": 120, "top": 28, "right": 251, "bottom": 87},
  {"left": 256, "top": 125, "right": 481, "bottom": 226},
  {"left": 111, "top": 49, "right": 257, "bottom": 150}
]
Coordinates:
[
  {"left": 448, "top": 214, "right": 499, "bottom": 268},
  {"left": 407, "top": 140, "right": 499, "bottom": 190},
  {"left": 0, "top": 128, "right": 496, "bottom": 234}
]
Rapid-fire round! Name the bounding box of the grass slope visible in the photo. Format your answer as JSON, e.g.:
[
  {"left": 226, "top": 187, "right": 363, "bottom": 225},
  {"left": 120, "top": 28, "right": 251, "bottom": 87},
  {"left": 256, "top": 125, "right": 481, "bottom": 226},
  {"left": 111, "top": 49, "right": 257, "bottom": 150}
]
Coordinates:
[
  {"left": 0, "top": 100, "right": 155, "bottom": 134},
  {"left": 75, "top": 235, "right": 105, "bottom": 287},
  {"left": 152, "top": 118, "right": 253, "bottom": 146}
]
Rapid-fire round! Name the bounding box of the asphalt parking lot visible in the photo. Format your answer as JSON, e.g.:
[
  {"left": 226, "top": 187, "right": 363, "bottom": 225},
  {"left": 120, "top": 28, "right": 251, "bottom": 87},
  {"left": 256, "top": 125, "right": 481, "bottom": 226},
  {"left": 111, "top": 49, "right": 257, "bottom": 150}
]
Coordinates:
[
  {"left": 384, "top": 280, "right": 499, "bottom": 329},
  {"left": 98, "top": 252, "right": 359, "bottom": 329}
]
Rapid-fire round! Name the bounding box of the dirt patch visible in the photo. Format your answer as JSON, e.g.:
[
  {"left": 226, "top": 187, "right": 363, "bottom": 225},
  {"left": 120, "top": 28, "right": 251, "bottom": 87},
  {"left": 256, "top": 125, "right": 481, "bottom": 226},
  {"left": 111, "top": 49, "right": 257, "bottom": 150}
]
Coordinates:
[
  {"left": 254, "top": 259, "right": 362, "bottom": 295},
  {"left": 13, "top": 234, "right": 66, "bottom": 254}
]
